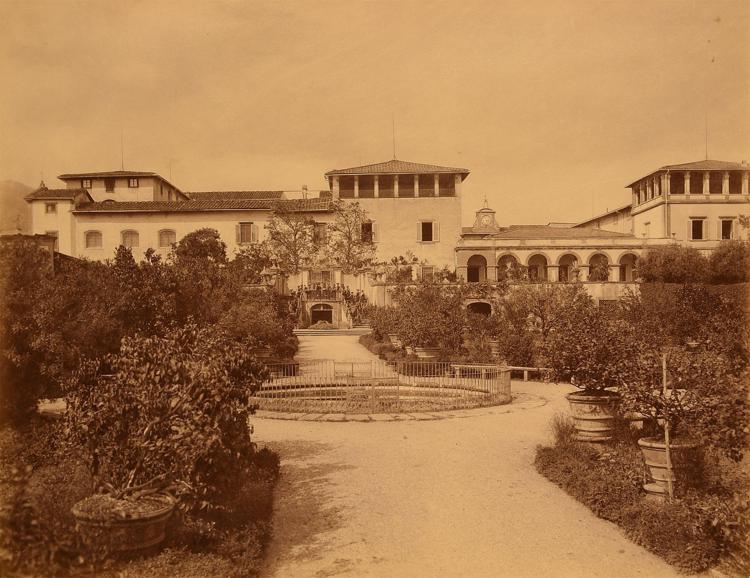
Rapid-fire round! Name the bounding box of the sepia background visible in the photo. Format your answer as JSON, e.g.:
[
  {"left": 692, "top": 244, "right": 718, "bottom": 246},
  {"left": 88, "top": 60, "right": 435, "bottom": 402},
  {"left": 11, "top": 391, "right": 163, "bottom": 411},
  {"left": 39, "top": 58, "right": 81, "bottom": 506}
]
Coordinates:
[{"left": 1, "top": 0, "right": 749, "bottom": 230}]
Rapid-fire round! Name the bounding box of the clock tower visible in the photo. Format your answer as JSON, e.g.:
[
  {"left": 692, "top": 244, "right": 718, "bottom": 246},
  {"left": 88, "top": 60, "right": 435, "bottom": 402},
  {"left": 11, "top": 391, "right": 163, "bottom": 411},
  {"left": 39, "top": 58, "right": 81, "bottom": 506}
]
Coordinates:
[{"left": 472, "top": 200, "right": 498, "bottom": 232}]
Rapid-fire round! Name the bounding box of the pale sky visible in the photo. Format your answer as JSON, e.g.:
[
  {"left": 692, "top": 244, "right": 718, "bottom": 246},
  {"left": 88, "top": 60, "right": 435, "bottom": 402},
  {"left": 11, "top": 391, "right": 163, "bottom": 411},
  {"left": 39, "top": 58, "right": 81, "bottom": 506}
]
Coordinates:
[{"left": 1, "top": 0, "right": 748, "bottom": 225}]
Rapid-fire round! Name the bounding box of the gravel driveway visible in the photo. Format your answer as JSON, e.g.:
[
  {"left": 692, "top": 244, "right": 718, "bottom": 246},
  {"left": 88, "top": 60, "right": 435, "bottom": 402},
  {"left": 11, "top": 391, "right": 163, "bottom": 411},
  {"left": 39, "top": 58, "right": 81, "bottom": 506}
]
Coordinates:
[{"left": 254, "top": 337, "right": 678, "bottom": 577}]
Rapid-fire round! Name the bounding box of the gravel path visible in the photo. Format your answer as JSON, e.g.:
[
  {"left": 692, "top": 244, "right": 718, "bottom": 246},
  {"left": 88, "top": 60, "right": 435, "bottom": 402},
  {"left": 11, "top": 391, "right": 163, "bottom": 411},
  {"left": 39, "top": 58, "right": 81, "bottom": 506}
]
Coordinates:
[{"left": 254, "top": 336, "right": 679, "bottom": 578}]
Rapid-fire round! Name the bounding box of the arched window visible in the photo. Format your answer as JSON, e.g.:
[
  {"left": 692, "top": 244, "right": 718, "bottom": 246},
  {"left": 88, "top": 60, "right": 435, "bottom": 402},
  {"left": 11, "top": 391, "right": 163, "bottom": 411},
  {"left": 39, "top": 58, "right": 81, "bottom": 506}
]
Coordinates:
[
  {"left": 310, "top": 303, "right": 334, "bottom": 324},
  {"left": 588, "top": 254, "right": 610, "bottom": 282},
  {"left": 84, "top": 230, "right": 102, "bottom": 249},
  {"left": 558, "top": 254, "right": 579, "bottom": 282},
  {"left": 527, "top": 254, "right": 548, "bottom": 282},
  {"left": 618, "top": 253, "right": 638, "bottom": 282},
  {"left": 158, "top": 229, "right": 176, "bottom": 248},
  {"left": 121, "top": 230, "right": 139, "bottom": 249}
]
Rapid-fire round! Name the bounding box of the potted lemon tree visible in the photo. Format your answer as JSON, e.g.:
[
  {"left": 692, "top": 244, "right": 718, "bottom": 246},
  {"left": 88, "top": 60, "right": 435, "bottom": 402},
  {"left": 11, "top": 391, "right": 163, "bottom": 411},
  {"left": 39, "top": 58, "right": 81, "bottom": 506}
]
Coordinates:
[
  {"left": 65, "top": 324, "right": 269, "bottom": 555},
  {"left": 543, "top": 292, "right": 634, "bottom": 442}
]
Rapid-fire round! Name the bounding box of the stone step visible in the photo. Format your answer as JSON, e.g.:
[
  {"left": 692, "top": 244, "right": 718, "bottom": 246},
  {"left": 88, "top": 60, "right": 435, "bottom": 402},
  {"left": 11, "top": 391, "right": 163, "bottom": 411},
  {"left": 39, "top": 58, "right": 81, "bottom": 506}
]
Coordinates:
[{"left": 294, "top": 328, "right": 372, "bottom": 336}]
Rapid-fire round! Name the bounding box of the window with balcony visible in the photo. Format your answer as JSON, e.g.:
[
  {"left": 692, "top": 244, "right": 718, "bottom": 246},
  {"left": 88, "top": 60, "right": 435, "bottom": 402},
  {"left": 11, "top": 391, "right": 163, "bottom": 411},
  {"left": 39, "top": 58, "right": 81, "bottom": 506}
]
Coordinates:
[
  {"left": 361, "top": 221, "right": 375, "bottom": 244},
  {"left": 85, "top": 231, "right": 103, "bottom": 248}
]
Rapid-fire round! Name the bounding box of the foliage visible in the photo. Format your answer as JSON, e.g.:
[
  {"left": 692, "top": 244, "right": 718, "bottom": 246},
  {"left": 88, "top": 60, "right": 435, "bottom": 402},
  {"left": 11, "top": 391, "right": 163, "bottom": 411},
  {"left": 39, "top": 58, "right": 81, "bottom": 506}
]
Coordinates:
[
  {"left": 171, "top": 228, "right": 227, "bottom": 264},
  {"left": 391, "top": 282, "right": 466, "bottom": 350},
  {"left": 542, "top": 289, "right": 637, "bottom": 391},
  {"left": 377, "top": 254, "right": 419, "bottom": 283},
  {"left": 0, "top": 239, "right": 55, "bottom": 422},
  {"left": 264, "top": 204, "right": 317, "bottom": 275},
  {"left": 217, "top": 289, "right": 297, "bottom": 358},
  {"left": 587, "top": 260, "right": 610, "bottom": 281},
  {"left": 368, "top": 306, "right": 401, "bottom": 340},
  {"left": 535, "top": 427, "right": 750, "bottom": 573},
  {"left": 463, "top": 312, "right": 495, "bottom": 361},
  {"left": 324, "top": 200, "right": 377, "bottom": 274},
  {"left": 637, "top": 245, "right": 709, "bottom": 283},
  {"left": 227, "top": 242, "right": 274, "bottom": 285},
  {"left": 707, "top": 240, "right": 750, "bottom": 284},
  {"left": 65, "top": 324, "right": 269, "bottom": 512}
]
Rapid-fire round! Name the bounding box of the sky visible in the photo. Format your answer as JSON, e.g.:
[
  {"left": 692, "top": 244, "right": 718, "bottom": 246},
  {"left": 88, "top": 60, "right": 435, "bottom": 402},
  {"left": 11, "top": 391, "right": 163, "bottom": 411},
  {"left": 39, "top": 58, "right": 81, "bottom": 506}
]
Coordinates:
[{"left": 1, "top": 0, "right": 748, "bottom": 225}]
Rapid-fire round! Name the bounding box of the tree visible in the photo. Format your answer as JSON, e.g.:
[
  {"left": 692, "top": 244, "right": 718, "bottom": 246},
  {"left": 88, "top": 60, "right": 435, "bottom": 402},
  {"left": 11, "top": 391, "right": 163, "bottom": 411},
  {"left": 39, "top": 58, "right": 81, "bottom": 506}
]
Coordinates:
[
  {"left": 265, "top": 204, "right": 317, "bottom": 275},
  {"left": 708, "top": 240, "right": 750, "bottom": 284},
  {"left": 637, "top": 245, "right": 709, "bottom": 283},
  {"left": 325, "top": 200, "right": 377, "bottom": 274},
  {"left": 171, "top": 228, "right": 227, "bottom": 264},
  {"left": 227, "top": 242, "right": 274, "bottom": 285}
]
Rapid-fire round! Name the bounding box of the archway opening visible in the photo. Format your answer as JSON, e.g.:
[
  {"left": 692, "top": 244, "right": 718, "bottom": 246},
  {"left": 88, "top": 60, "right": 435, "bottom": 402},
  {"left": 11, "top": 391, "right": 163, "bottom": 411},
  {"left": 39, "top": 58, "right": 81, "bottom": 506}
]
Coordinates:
[
  {"left": 558, "top": 254, "right": 578, "bottom": 282},
  {"left": 467, "top": 255, "right": 488, "bottom": 283},
  {"left": 527, "top": 254, "right": 548, "bottom": 282},
  {"left": 618, "top": 253, "right": 638, "bottom": 282},
  {"left": 588, "top": 254, "right": 610, "bottom": 282},
  {"left": 467, "top": 301, "right": 492, "bottom": 317},
  {"left": 310, "top": 303, "right": 334, "bottom": 324},
  {"left": 497, "top": 255, "right": 521, "bottom": 281}
]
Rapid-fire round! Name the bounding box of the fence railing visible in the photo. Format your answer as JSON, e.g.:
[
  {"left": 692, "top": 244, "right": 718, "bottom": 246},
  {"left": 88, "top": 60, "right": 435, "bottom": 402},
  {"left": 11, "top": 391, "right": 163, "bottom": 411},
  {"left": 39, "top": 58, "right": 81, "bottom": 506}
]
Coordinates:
[{"left": 253, "top": 359, "right": 512, "bottom": 413}]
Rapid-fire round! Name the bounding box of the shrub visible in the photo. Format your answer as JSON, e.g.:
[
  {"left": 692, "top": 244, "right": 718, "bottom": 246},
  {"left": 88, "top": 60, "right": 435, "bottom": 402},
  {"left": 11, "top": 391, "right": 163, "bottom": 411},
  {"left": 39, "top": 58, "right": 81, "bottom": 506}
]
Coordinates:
[
  {"left": 707, "top": 240, "right": 750, "bottom": 284},
  {"left": 542, "top": 289, "right": 637, "bottom": 392},
  {"left": 637, "top": 245, "right": 709, "bottom": 283},
  {"left": 392, "top": 283, "right": 465, "bottom": 350},
  {"left": 0, "top": 239, "right": 55, "bottom": 422},
  {"left": 65, "top": 324, "right": 269, "bottom": 513},
  {"left": 535, "top": 430, "right": 750, "bottom": 572}
]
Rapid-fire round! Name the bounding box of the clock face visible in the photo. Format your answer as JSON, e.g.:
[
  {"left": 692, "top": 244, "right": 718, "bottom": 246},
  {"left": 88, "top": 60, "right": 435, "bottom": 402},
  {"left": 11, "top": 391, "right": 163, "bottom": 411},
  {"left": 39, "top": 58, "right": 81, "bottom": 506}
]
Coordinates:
[{"left": 480, "top": 215, "right": 492, "bottom": 226}]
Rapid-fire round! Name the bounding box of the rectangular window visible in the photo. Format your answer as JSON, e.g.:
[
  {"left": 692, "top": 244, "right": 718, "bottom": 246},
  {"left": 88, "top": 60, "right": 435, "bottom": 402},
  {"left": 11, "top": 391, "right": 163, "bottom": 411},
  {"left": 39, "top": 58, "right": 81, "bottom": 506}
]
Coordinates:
[
  {"left": 45, "top": 230, "right": 58, "bottom": 251},
  {"left": 720, "top": 219, "right": 734, "bottom": 240},
  {"left": 128, "top": 178, "right": 139, "bottom": 188},
  {"left": 310, "top": 270, "right": 332, "bottom": 284},
  {"left": 104, "top": 177, "right": 116, "bottom": 192},
  {"left": 237, "top": 222, "right": 257, "bottom": 244},
  {"left": 690, "top": 218, "right": 705, "bottom": 240},
  {"left": 45, "top": 203, "right": 57, "bottom": 214},
  {"left": 121, "top": 230, "right": 139, "bottom": 248},
  {"left": 158, "top": 229, "right": 176, "bottom": 247},
  {"left": 81, "top": 178, "right": 92, "bottom": 189},
  {"left": 643, "top": 221, "right": 650, "bottom": 238},
  {"left": 85, "top": 231, "right": 102, "bottom": 248},
  {"left": 421, "top": 266, "right": 434, "bottom": 281},
  {"left": 361, "top": 221, "right": 374, "bottom": 244},
  {"left": 313, "top": 223, "right": 327, "bottom": 245},
  {"left": 420, "top": 221, "right": 434, "bottom": 242}
]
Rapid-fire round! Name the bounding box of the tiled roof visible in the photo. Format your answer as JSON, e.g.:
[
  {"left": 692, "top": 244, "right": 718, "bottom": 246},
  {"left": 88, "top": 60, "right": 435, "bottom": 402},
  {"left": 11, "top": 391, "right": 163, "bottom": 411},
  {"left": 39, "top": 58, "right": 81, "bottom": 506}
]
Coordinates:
[
  {"left": 626, "top": 160, "right": 749, "bottom": 187},
  {"left": 186, "top": 190, "right": 284, "bottom": 200},
  {"left": 462, "top": 225, "right": 633, "bottom": 239},
  {"left": 73, "top": 198, "right": 333, "bottom": 213},
  {"left": 574, "top": 203, "right": 632, "bottom": 227},
  {"left": 58, "top": 170, "right": 158, "bottom": 179},
  {"left": 325, "top": 158, "right": 470, "bottom": 177},
  {"left": 24, "top": 187, "right": 92, "bottom": 201}
]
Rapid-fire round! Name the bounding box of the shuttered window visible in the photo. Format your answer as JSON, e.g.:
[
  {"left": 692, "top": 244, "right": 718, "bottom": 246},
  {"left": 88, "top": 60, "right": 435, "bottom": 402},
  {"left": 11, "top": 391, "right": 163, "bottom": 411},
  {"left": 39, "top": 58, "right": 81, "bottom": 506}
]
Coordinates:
[
  {"left": 121, "top": 230, "right": 139, "bottom": 248},
  {"left": 236, "top": 222, "right": 258, "bottom": 244},
  {"left": 158, "top": 229, "right": 176, "bottom": 247},
  {"left": 418, "top": 221, "right": 439, "bottom": 242}
]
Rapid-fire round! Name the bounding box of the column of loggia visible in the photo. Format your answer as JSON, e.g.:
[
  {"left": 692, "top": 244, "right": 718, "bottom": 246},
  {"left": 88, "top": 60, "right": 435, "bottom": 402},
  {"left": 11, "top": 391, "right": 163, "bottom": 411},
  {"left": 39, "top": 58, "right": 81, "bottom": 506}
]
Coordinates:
[
  {"left": 354, "top": 175, "right": 359, "bottom": 198},
  {"left": 374, "top": 175, "right": 379, "bottom": 198},
  {"left": 722, "top": 171, "right": 730, "bottom": 196},
  {"left": 414, "top": 174, "right": 419, "bottom": 197},
  {"left": 434, "top": 174, "right": 440, "bottom": 196},
  {"left": 394, "top": 174, "right": 399, "bottom": 197},
  {"left": 684, "top": 171, "right": 691, "bottom": 197},
  {"left": 743, "top": 171, "right": 750, "bottom": 197},
  {"left": 703, "top": 171, "right": 710, "bottom": 195}
]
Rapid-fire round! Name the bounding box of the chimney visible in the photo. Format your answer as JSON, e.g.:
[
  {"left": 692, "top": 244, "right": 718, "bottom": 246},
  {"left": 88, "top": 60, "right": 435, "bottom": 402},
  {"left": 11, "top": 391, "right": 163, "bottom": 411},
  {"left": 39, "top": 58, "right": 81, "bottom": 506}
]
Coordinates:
[{"left": 302, "top": 185, "right": 308, "bottom": 199}]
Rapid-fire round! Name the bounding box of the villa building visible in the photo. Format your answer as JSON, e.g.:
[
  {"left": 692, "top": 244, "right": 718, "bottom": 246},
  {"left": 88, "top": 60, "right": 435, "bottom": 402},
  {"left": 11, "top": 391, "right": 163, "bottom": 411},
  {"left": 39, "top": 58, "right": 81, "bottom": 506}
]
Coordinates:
[{"left": 24, "top": 156, "right": 749, "bottom": 310}]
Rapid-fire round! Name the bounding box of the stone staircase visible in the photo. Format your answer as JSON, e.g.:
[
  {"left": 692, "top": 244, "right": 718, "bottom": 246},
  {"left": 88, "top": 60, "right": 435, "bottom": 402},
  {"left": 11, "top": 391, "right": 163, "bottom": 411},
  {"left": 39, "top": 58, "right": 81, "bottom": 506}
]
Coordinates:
[{"left": 294, "top": 325, "right": 371, "bottom": 336}]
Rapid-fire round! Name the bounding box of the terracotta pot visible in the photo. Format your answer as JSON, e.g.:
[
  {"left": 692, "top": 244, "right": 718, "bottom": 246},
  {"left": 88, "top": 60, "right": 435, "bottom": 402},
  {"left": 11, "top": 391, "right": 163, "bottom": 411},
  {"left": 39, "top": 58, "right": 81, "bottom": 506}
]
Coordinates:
[
  {"left": 637, "top": 437, "right": 702, "bottom": 498},
  {"left": 388, "top": 334, "right": 403, "bottom": 348},
  {"left": 72, "top": 494, "right": 175, "bottom": 554},
  {"left": 414, "top": 346, "right": 440, "bottom": 359},
  {"left": 565, "top": 391, "right": 620, "bottom": 442}
]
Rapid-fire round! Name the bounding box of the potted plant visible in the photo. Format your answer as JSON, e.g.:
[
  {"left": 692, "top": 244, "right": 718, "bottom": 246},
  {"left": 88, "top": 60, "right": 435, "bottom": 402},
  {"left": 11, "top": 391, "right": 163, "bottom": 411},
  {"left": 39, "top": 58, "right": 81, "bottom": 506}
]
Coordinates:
[
  {"left": 65, "top": 324, "right": 269, "bottom": 555},
  {"left": 543, "top": 292, "right": 632, "bottom": 442},
  {"left": 621, "top": 346, "right": 739, "bottom": 499}
]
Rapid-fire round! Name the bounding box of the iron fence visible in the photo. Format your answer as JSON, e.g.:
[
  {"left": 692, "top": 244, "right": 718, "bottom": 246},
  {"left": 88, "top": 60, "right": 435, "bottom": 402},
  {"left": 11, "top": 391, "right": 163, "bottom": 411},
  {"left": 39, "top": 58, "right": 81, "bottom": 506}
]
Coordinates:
[{"left": 253, "top": 359, "right": 511, "bottom": 414}]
